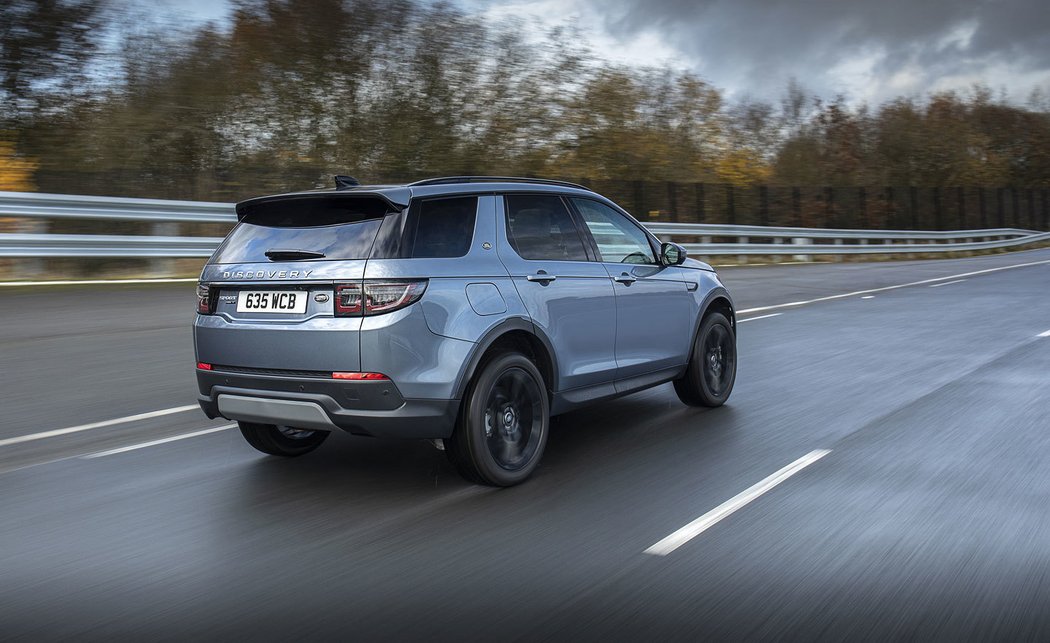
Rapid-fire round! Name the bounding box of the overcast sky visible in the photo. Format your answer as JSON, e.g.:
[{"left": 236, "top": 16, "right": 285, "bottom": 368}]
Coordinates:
[
  {"left": 473, "top": 0, "right": 1050, "bottom": 106},
  {"left": 173, "top": 0, "right": 1050, "bottom": 106}
]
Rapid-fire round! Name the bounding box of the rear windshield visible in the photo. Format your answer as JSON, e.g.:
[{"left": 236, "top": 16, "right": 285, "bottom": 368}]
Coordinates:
[{"left": 212, "top": 196, "right": 391, "bottom": 263}]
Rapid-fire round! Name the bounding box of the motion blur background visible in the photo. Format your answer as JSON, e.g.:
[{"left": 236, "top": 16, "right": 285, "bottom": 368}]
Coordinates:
[
  {"left": 2, "top": 0, "right": 1049, "bottom": 206},
  {"left": 3, "top": 1, "right": 1050, "bottom": 639},
  {"left": 3, "top": 0, "right": 1049, "bottom": 279}
]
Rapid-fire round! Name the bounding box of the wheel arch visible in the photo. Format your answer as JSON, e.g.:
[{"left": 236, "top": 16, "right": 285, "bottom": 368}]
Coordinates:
[
  {"left": 694, "top": 287, "right": 736, "bottom": 339},
  {"left": 452, "top": 317, "right": 559, "bottom": 402}
]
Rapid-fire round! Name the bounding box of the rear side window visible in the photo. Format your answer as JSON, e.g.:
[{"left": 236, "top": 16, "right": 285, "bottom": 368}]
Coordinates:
[
  {"left": 213, "top": 196, "right": 390, "bottom": 263},
  {"left": 505, "top": 195, "right": 588, "bottom": 261},
  {"left": 404, "top": 196, "right": 478, "bottom": 258}
]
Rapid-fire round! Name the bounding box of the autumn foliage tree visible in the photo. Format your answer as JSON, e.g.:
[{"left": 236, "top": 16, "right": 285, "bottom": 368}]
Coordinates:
[
  {"left": 0, "top": 141, "right": 36, "bottom": 191},
  {"left": 1, "top": 0, "right": 1048, "bottom": 206}
]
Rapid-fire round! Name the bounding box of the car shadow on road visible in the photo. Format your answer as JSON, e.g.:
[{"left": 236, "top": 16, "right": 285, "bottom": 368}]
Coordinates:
[
  {"left": 194, "top": 385, "right": 743, "bottom": 569},
  {"left": 222, "top": 383, "right": 741, "bottom": 512}
]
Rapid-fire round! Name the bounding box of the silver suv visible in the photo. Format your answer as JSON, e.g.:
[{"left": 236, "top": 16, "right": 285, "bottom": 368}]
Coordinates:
[{"left": 194, "top": 177, "right": 736, "bottom": 485}]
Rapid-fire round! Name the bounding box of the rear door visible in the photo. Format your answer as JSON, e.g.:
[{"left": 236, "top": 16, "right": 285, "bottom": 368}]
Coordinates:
[
  {"left": 497, "top": 194, "right": 618, "bottom": 391},
  {"left": 568, "top": 197, "right": 694, "bottom": 381},
  {"left": 196, "top": 195, "right": 391, "bottom": 373}
]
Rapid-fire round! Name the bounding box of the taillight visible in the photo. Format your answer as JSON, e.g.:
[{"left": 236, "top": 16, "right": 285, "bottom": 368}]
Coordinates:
[
  {"left": 334, "top": 280, "right": 427, "bottom": 316},
  {"left": 365, "top": 281, "right": 428, "bottom": 314},
  {"left": 334, "top": 282, "right": 363, "bottom": 316},
  {"left": 197, "top": 283, "right": 216, "bottom": 314},
  {"left": 197, "top": 362, "right": 212, "bottom": 370}
]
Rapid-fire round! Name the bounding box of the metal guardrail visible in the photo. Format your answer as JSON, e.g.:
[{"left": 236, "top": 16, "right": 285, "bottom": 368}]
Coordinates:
[
  {"left": 0, "top": 190, "right": 235, "bottom": 223},
  {"left": 676, "top": 232, "right": 1050, "bottom": 256},
  {"left": 0, "top": 233, "right": 224, "bottom": 257},
  {"left": 0, "top": 190, "right": 1047, "bottom": 260},
  {"left": 645, "top": 222, "right": 1038, "bottom": 240}
]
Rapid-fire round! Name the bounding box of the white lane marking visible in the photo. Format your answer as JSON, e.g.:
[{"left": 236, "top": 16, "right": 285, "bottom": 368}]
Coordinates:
[
  {"left": 0, "top": 277, "right": 197, "bottom": 287},
  {"left": 929, "top": 279, "right": 967, "bottom": 288},
  {"left": 0, "top": 405, "right": 199, "bottom": 448},
  {"left": 1039, "top": 329, "right": 1050, "bottom": 337},
  {"left": 738, "top": 313, "right": 783, "bottom": 323},
  {"left": 82, "top": 424, "right": 236, "bottom": 458},
  {"left": 861, "top": 295, "right": 875, "bottom": 299},
  {"left": 644, "top": 449, "right": 832, "bottom": 556},
  {"left": 736, "top": 258, "right": 1050, "bottom": 315}
]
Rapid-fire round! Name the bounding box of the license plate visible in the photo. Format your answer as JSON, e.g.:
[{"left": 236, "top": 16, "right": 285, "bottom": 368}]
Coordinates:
[{"left": 236, "top": 290, "right": 308, "bottom": 314}]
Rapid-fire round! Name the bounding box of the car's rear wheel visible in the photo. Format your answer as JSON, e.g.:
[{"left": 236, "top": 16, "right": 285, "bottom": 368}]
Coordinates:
[
  {"left": 238, "top": 422, "right": 329, "bottom": 457},
  {"left": 674, "top": 312, "right": 736, "bottom": 407},
  {"left": 445, "top": 352, "right": 549, "bottom": 486}
]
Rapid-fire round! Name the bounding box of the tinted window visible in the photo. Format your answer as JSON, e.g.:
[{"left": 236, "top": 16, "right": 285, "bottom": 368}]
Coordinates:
[
  {"left": 571, "top": 198, "right": 655, "bottom": 264},
  {"left": 213, "top": 196, "right": 389, "bottom": 263},
  {"left": 505, "top": 195, "right": 588, "bottom": 261},
  {"left": 405, "top": 196, "right": 477, "bottom": 258}
]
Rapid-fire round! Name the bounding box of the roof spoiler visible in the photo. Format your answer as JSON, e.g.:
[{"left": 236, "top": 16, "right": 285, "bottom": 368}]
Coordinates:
[{"left": 235, "top": 190, "right": 410, "bottom": 221}]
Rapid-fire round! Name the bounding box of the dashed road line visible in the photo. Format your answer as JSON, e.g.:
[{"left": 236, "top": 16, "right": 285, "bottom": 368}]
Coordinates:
[
  {"left": 644, "top": 449, "right": 832, "bottom": 556},
  {"left": 0, "top": 405, "right": 199, "bottom": 448},
  {"left": 929, "top": 279, "right": 967, "bottom": 288},
  {"left": 738, "top": 313, "right": 783, "bottom": 323},
  {"left": 82, "top": 424, "right": 236, "bottom": 458},
  {"left": 736, "top": 258, "right": 1050, "bottom": 315}
]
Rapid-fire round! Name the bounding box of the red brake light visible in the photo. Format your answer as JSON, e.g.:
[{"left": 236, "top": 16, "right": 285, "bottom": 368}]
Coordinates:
[
  {"left": 334, "top": 280, "right": 427, "bottom": 316},
  {"left": 332, "top": 372, "right": 389, "bottom": 380},
  {"left": 197, "top": 362, "right": 213, "bottom": 370}
]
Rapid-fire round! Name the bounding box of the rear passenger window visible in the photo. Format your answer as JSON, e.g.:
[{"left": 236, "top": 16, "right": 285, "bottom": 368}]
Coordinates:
[
  {"left": 404, "top": 196, "right": 478, "bottom": 258},
  {"left": 505, "top": 195, "right": 588, "bottom": 261}
]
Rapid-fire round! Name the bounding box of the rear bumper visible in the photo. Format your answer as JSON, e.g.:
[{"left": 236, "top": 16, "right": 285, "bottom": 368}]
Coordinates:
[{"left": 196, "top": 369, "right": 458, "bottom": 439}]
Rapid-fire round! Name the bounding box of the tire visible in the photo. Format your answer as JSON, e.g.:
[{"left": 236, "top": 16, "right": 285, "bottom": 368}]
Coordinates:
[
  {"left": 674, "top": 312, "right": 736, "bottom": 407},
  {"left": 445, "top": 352, "right": 550, "bottom": 486},
  {"left": 238, "top": 422, "right": 329, "bottom": 457}
]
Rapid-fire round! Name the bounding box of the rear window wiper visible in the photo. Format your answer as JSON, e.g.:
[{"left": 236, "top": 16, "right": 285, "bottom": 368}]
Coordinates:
[{"left": 264, "top": 248, "right": 326, "bottom": 261}]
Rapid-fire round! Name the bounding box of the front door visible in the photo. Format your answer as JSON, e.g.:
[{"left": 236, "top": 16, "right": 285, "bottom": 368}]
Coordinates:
[{"left": 569, "top": 197, "right": 693, "bottom": 381}]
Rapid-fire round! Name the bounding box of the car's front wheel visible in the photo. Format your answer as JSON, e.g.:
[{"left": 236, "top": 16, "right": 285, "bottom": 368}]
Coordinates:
[
  {"left": 238, "top": 422, "right": 329, "bottom": 457},
  {"left": 674, "top": 311, "right": 736, "bottom": 407},
  {"left": 445, "top": 352, "right": 550, "bottom": 486}
]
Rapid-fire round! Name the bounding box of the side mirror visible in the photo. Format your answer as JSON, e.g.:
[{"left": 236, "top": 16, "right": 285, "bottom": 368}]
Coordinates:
[{"left": 660, "top": 242, "right": 687, "bottom": 266}]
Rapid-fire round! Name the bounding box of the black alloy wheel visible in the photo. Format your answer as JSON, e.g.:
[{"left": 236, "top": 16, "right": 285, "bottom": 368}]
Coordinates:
[
  {"left": 673, "top": 312, "right": 736, "bottom": 407},
  {"left": 446, "top": 352, "right": 550, "bottom": 486}
]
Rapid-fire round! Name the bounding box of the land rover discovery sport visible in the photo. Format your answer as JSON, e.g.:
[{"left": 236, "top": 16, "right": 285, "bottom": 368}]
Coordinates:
[{"left": 194, "top": 176, "right": 736, "bottom": 486}]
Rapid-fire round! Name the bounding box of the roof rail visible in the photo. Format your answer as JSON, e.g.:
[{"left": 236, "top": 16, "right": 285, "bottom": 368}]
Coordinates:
[{"left": 408, "top": 176, "right": 590, "bottom": 190}]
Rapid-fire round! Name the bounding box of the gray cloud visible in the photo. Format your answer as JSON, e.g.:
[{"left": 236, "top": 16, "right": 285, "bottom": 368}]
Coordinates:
[{"left": 568, "top": 0, "right": 1050, "bottom": 103}]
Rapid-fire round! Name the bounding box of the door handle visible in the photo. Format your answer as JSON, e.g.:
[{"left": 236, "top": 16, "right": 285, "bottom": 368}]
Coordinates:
[
  {"left": 526, "top": 272, "right": 557, "bottom": 284},
  {"left": 613, "top": 273, "right": 636, "bottom": 285}
]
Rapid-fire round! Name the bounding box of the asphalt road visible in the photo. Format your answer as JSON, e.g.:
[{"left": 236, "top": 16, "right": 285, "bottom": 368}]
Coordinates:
[{"left": 2, "top": 249, "right": 1049, "bottom": 640}]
